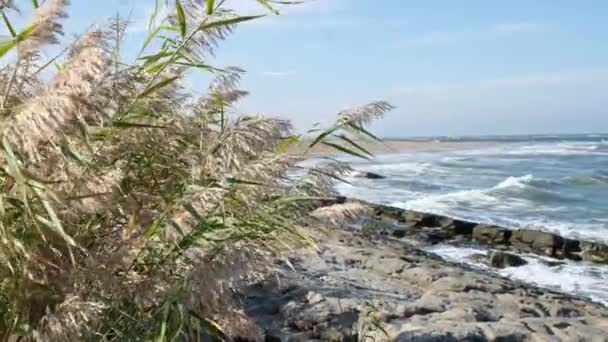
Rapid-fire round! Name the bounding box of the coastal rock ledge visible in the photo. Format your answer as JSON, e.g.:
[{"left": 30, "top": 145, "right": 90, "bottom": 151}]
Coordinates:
[
  {"left": 230, "top": 198, "right": 608, "bottom": 341},
  {"left": 242, "top": 227, "right": 608, "bottom": 341},
  {"left": 357, "top": 200, "right": 608, "bottom": 264}
]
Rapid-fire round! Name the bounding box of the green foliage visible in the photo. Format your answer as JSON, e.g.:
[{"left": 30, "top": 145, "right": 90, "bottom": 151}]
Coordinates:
[
  {"left": 0, "top": 23, "right": 38, "bottom": 57},
  {"left": 0, "top": 1, "right": 393, "bottom": 340}
]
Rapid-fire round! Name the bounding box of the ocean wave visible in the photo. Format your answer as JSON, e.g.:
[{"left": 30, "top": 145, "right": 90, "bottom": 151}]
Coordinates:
[
  {"left": 334, "top": 138, "right": 608, "bottom": 249},
  {"left": 367, "top": 161, "right": 431, "bottom": 175},
  {"left": 438, "top": 157, "right": 499, "bottom": 169},
  {"left": 494, "top": 172, "right": 608, "bottom": 188},
  {"left": 406, "top": 188, "right": 501, "bottom": 208},
  {"left": 409, "top": 175, "right": 553, "bottom": 203},
  {"left": 565, "top": 173, "right": 608, "bottom": 185},
  {"left": 495, "top": 174, "right": 535, "bottom": 189},
  {"left": 590, "top": 142, "right": 608, "bottom": 152},
  {"left": 504, "top": 143, "right": 608, "bottom": 157},
  {"left": 399, "top": 174, "right": 579, "bottom": 223}
]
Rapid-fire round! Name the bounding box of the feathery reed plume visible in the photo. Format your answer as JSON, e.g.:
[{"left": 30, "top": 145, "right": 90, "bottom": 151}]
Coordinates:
[
  {"left": 171, "top": 2, "right": 237, "bottom": 57},
  {"left": 338, "top": 100, "right": 395, "bottom": 126},
  {"left": 310, "top": 202, "right": 372, "bottom": 225},
  {"left": 17, "top": 0, "right": 69, "bottom": 59},
  {"left": 206, "top": 116, "right": 292, "bottom": 176},
  {"left": 293, "top": 161, "right": 352, "bottom": 197},
  {"left": 4, "top": 30, "right": 108, "bottom": 160},
  {"left": 208, "top": 68, "right": 249, "bottom": 105},
  {"left": 48, "top": 30, "right": 107, "bottom": 96},
  {"left": 34, "top": 296, "right": 106, "bottom": 341}
]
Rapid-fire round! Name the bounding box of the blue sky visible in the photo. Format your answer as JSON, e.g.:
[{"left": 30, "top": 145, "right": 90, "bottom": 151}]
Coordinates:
[{"left": 4, "top": 0, "right": 608, "bottom": 137}]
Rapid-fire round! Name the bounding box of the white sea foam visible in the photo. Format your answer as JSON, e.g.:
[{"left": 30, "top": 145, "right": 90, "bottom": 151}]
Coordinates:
[
  {"left": 426, "top": 244, "right": 608, "bottom": 305},
  {"left": 367, "top": 162, "right": 431, "bottom": 175},
  {"left": 504, "top": 143, "right": 608, "bottom": 156},
  {"left": 400, "top": 175, "right": 538, "bottom": 213},
  {"left": 495, "top": 174, "right": 535, "bottom": 189}
]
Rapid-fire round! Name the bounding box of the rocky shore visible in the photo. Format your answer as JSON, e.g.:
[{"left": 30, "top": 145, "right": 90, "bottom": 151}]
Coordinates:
[
  {"left": 237, "top": 200, "right": 608, "bottom": 341},
  {"left": 367, "top": 201, "right": 608, "bottom": 265}
]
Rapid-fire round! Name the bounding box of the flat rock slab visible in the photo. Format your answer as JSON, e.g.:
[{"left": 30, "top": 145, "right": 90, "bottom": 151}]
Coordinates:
[{"left": 243, "top": 228, "right": 608, "bottom": 341}]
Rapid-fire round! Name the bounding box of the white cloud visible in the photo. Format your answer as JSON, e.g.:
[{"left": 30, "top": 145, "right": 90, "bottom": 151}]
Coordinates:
[
  {"left": 402, "top": 22, "right": 550, "bottom": 47},
  {"left": 393, "top": 68, "right": 608, "bottom": 94}
]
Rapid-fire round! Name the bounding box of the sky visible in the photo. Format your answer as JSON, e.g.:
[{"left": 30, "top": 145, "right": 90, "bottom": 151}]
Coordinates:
[{"left": 3, "top": 0, "right": 608, "bottom": 137}]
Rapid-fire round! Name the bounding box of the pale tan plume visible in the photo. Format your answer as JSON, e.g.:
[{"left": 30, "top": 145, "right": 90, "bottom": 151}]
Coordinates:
[
  {"left": 4, "top": 30, "right": 108, "bottom": 160},
  {"left": 17, "top": 0, "right": 69, "bottom": 59}
]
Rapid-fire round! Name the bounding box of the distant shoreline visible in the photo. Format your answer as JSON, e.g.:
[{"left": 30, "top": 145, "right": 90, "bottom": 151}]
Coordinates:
[
  {"left": 299, "top": 139, "right": 495, "bottom": 157},
  {"left": 299, "top": 132, "right": 608, "bottom": 157},
  {"left": 380, "top": 132, "right": 608, "bottom": 143}
]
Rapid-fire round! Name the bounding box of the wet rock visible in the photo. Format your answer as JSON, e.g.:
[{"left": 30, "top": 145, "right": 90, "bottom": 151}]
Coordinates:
[
  {"left": 353, "top": 171, "right": 385, "bottom": 179},
  {"left": 540, "top": 259, "right": 567, "bottom": 268},
  {"left": 473, "top": 224, "right": 511, "bottom": 244},
  {"left": 558, "top": 238, "right": 582, "bottom": 260},
  {"left": 489, "top": 251, "right": 528, "bottom": 268},
  {"left": 402, "top": 211, "right": 423, "bottom": 226},
  {"left": 510, "top": 229, "right": 563, "bottom": 256},
  {"left": 374, "top": 205, "right": 407, "bottom": 223},
  {"left": 581, "top": 242, "right": 608, "bottom": 264},
  {"left": 421, "top": 230, "right": 451, "bottom": 244},
  {"left": 415, "top": 212, "right": 444, "bottom": 228},
  {"left": 264, "top": 333, "right": 282, "bottom": 342},
  {"left": 364, "top": 202, "right": 608, "bottom": 264},
  {"left": 391, "top": 229, "right": 407, "bottom": 238},
  {"left": 441, "top": 219, "right": 477, "bottom": 235},
  {"left": 468, "top": 253, "right": 490, "bottom": 265}
]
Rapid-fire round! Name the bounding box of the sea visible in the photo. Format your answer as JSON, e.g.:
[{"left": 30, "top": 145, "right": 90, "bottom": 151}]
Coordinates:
[{"left": 334, "top": 134, "right": 608, "bottom": 305}]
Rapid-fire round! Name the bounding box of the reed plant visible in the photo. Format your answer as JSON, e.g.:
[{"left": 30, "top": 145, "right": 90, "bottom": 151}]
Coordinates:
[{"left": 0, "top": 1, "right": 393, "bottom": 340}]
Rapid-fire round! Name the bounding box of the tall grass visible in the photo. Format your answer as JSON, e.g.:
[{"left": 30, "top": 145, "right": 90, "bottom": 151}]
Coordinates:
[{"left": 0, "top": 1, "right": 393, "bottom": 340}]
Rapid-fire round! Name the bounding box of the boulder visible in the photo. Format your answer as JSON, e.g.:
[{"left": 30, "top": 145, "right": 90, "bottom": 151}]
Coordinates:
[
  {"left": 489, "top": 251, "right": 528, "bottom": 268},
  {"left": 373, "top": 205, "right": 406, "bottom": 222},
  {"left": 472, "top": 224, "right": 511, "bottom": 244},
  {"left": 414, "top": 212, "right": 444, "bottom": 228},
  {"left": 421, "top": 230, "right": 451, "bottom": 244},
  {"left": 558, "top": 238, "right": 582, "bottom": 260},
  {"left": 580, "top": 242, "right": 608, "bottom": 264},
  {"left": 510, "top": 229, "right": 563, "bottom": 256},
  {"left": 441, "top": 219, "right": 477, "bottom": 235},
  {"left": 403, "top": 211, "right": 423, "bottom": 226}
]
